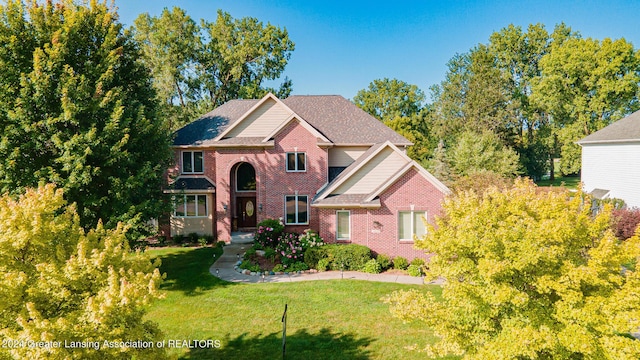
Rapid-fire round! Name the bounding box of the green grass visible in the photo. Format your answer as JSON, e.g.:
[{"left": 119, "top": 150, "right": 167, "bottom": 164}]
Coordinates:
[
  {"left": 146, "top": 247, "right": 452, "bottom": 360},
  {"left": 535, "top": 175, "right": 580, "bottom": 189}
]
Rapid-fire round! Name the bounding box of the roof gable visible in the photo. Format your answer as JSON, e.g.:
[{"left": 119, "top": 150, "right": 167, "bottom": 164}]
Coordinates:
[
  {"left": 578, "top": 110, "right": 640, "bottom": 144},
  {"left": 215, "top": 93, "right": 293, "bottom": 139}
]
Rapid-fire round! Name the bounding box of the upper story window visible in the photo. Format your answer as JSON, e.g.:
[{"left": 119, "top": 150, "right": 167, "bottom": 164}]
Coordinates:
[
  {"left": 182, "top": 151, "right": 203, "bottom": 174},
  {"left": 286, "top": 152, "right": 306, "bottom": 172}
]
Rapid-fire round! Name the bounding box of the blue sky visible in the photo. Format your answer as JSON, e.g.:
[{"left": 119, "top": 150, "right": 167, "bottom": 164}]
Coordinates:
[{"left": 114, "top": 1, "right": 640, "bottom": 101}]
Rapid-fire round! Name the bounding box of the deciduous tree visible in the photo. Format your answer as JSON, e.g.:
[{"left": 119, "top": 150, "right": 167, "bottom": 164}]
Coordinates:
[
  {"left": 0, "top": 185, "right": 165, "bottom": 360},
  {"left": 0, "top": 0, "right": 172, "bottom": 233},
  {"left": 385, "top": 180, "right": 640, "bottom": 359}
]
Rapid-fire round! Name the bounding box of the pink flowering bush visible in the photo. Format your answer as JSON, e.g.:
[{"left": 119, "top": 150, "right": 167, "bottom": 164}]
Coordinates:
[
  {"left": 254, "top": 218, "right": 284, "bottom": 248},
  {"left": 276, "top": 230, "right": 325, "bottom": 266}
]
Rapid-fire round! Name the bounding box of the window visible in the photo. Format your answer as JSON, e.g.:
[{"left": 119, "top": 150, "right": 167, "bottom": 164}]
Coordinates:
[
  {"left": 336, "top": 210, "right": 350, "bottom": 240},
  {"left": 398, "top": 211, "right": 426, "bottom": 241},
  {"left": 182, "top": 151, "right": 203, "bottom": 174},
  {"left": 174, "top": 195, "right": 208, "bottom": 217},
  {"left": 285, "top": 195, "right": 308, "bottom": 224},
  {"left": 236, "top": 162, "right": 256, "bottom": 191},
  {"left": 286, "top": 152, "right": 306, "bottom": 172}
]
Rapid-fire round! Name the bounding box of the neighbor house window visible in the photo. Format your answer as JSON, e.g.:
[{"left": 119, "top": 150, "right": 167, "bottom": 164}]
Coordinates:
[
  {"left": 182, "top": 151, "right": 203, "bottom": 173},
  {"left": 174, "top": 195, "right": 208, "bottom": 217},
  {"left": 285, "top": 195, "right": 308, "bottom": 224},
  {"left": 398, "top": 211, "right": 426, "bottom": 241},
  {"left": 286, "top": 152, "right": 306, "bottom": 172},
  {"left": 336, "top": 210, "right": 350, "bottom": 240}
]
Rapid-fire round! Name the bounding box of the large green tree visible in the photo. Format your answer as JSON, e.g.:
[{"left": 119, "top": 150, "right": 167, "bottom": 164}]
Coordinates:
[
  {"left": 385, "top": 180, "right": 640, "bottom": 359},
  {"left": 532, "top": 37, "right": 640, "bottom": 175},
  {"left": 0, "top": 185, "right": 165, "bottom": 360},
  {"left": 354, "top": 78, "right": 433, "bottom": 163},
  {"left": 133, "top": 8, "right": 295, "bottom": 129},
  {"left": 448, "top": 130, "right": 521, "bottom": 178},
  {"left": 0, "top": 0, "right": 172, "bottom": 232}
]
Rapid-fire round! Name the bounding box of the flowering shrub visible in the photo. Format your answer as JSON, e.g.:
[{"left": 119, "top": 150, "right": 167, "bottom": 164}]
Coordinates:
[
  {"left": 254, "top": 218, "right": 284, "bottom": 248},
  {"left": 276, "top": 232, "right": 304, "bottom": 265},
  {"left": 299, "top": 229, "right": 324, "bottom": 248}
]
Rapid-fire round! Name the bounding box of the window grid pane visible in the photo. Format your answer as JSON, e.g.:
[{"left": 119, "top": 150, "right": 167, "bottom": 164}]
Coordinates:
[
  {"left": 297, "top": 153, "right": 306, "bottom": 171},
  {"left": 197, "top": 195, "right": 207, "bottom": 216},
  {"left": 287, "top": 153, "right": 296, "bottom": 171},
  {"left": 399, "top": 211, "right": 411, "bottom": 240},
  {"left": 337, "top": 211, "right": 350, "bottom": 239},
  {"left": 194, "top": 152, "right": 203, "bottom": 173},
  {"left": 298, "top": 196, "right": 308, "bottom": 223},
  {"left": 186, "top": 195, "right": 196, "bottom": 216},
  {"left": 182, "top": 152, "right": 192, "bottom": 173},
  {"left": 285, "top": 196, "right": 296, "bottom": 224},
  {"left": 414, "top": 212, "right": 426, "bottom": 238}
]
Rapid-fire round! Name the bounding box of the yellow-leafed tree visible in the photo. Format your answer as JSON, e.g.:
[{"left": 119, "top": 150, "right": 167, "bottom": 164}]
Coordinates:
[
  {"left": 385, "top": 179, "right": 640, "bottom": 359},
  {"left": 0, "top": 185, "right": 165, "bottom": 360}
]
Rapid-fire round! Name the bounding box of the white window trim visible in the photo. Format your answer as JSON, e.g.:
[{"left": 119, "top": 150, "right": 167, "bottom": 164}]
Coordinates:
[
  {"left": 173, "top": 194, "right": 208, "bottom": 218},
  {"left": 336, "top": 210, "right": 351, "bottom": 241},
  {"left": 284, "top": 194, "right": 309, "bottom": 225},
  {"left": 181, "top": 151, "right": 204, "bottom": 174},
  {"left": 285, "top": 152, "right": 306, "bottom": 172},
  {"left": 398, "top": 210, "right": 427, "bottom": 241}
]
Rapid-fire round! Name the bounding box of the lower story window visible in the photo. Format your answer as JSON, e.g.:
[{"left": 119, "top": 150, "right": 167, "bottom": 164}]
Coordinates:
[
  {"left": 398, "top": 211, "right": 426, "bottom": 241},
  {"left": 174, "top": 194, "right": 208, "bottom": 217},
  {"left": 285, "top": 195, "right": 308, "bottom": 224},
  {"left": 336, "top": 210, "right": 350, "bottom": 240}
]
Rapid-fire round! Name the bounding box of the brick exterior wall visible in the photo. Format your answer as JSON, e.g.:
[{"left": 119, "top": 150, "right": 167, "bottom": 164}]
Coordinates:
[
  {"left": 317, "top": 168, "right": 446, "bottom": 261},
  {"left": 213, "top": 120, "right": 328, "bottom": 242}
]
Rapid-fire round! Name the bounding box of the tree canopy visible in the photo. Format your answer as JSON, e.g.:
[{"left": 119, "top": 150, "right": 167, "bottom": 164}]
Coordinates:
[
  {"left": 385, "top": 180, "right": 640, "bottom": 359},
  {"left": 133, "top": 7, "right": 295, "bottom": 129},
  {"left": 0, "top": 0, "right": 172, "bottom": 233},
  {"left": 0, "top": 185, "right": 164, "bottom": 360}
]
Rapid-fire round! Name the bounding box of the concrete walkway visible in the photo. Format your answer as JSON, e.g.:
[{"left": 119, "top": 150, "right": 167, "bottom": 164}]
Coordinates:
[{"left": 209, "top": 243, "right": 442, "bottom": 285}]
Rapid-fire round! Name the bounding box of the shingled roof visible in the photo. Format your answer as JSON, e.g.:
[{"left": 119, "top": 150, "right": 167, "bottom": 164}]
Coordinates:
[
  {"left": 173, "top": 95, "right": 411, "bottom": 146},
  {"left": 578, "top": 110, "right": 640, "bottom": 144},
  {"left": 282, "top": 95, "right": 412, "bottom": 145}
]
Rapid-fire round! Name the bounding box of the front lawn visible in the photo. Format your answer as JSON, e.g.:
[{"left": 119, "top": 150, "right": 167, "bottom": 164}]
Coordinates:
[
  {"left": 145, "top": 246, "right": 452, "bottom": 360},
  {"left": 535, "top": 175, "right": 580, "bottom": 189}
]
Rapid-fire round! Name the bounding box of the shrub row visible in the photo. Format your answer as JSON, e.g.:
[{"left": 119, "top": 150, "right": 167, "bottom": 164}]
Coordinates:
[{"left": 304, "top": 244, "right": 371, "bottom": 271}]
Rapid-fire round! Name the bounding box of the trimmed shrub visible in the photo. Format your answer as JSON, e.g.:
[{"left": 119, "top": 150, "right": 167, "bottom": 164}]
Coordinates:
[
  {"left": 407, "top": 264, "right": 422, "bottom": 277},
  {"left": 304, "top": 246, "right": 328, "bottom": 269},
  {"left": 316, "top": 258, "right": 330, "bottom": 272},
  {"left": 612, "top": 208, "right": 640, "bottom": 240},
  {"left": 272, "top": 264, "right": 285, "bottom": 273},
  {"left": 361, "top": 259, "right": 381, "bottom": 274},
  {"left": 187, "top": 232, "right": 200, "bottom": 243},
  {"left": 326, "top": 244, "right": 372, "bottom": 271},
  {"left": 410, "top": 258, "right": 425, "bottom": 267},
  {"left": 393, "top": 256, "right": 409, "bottom": 270},
  {"left": 376, "top": 254, "right": 392, "bottom": 271}
]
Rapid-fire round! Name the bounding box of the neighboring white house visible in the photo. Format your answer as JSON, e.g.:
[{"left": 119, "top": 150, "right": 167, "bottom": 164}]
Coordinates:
[{"left": 577, "top": 110, "right": 640, "bottom": 208}]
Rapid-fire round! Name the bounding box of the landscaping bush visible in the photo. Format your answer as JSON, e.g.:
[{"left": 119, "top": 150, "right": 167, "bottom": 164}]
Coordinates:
[
  {"left": 376, "top": 254, "right": 392, "bottom": 271},
  {"left": 299, "top": 229, "right": 324, "bottom": 248},
  {"left": 276, "top": 232, "right": 304, "bottom": 265},
  {"left": 254, "top": 218, "right": 285, "bottom": 248},
  {"left": 187, "top": 232, "right": 200, "bottom": 243},
  {"left": 612, "top": 208, "right": 640, "bottom": 240},
  {"left": 361, "top": 259, "right": 382, "bottom": 274},
  {"left": 316, "top": 258, "right": 330, "bottom": 272},
  {"left": 287, "top": 262, "right": 309, "bottom": 272},
  {"left": 326, "top": 244, "right": 372, "bottom": 271},
  {"left": 172, "top": 235, "right": 185, "bottom": 245},
  {"left": 272, "top": 264, "right": 285, "bottom": 273},
  {"left": 393, "top": 256, "right": 409, "bottom": 270},
  {"left": 304, "top": 246, "right": 329, "bottom": 269},
  {"left": 407, "top": 264, "right": 422, "bottom": 277},
  {"left": 264, "top": 247, "right": 277, "bottom": 261}
]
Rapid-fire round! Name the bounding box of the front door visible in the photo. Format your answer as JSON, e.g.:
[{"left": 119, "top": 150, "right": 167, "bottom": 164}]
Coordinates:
[{"left": 237, "top": 197, "right": 257, "bottom": 228}]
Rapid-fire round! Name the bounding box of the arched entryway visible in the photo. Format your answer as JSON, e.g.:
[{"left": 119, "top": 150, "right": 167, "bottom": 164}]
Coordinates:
[{"left": 231, "top": 162, "right": 257, "bottom": 230}]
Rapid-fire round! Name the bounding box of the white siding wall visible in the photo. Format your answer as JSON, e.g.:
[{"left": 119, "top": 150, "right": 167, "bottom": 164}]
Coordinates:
[
  {"left": 328, "top": 146, "right": 369, "bottom": 167},
  {"left": 333, "top": 147, "right": 408, "bottom": 195},
  {"left": 226, "top": 98, "right": 292, "bottom": 137},
  {"left": 582, "top": 142, "right": 640, "bottom": 208}
]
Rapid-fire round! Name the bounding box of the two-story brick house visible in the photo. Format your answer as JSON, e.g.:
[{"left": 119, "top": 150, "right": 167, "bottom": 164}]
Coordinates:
[{"left": 163, "top": 93, "right": 449, "bottom": 260}]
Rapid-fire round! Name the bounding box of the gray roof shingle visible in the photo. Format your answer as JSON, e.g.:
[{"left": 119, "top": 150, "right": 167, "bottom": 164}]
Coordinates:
[
  {"left": 168, "top": 177, "right": 216, "bottom": 191},
  {"left": 173, "top": 99, "right": 259, "bottom": 146},
  {"left": 578, "top": 110, "right": 640, "bottom": 144},
  {"left": 173, "top": 95, "right": 412, "bottom": 146}
]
